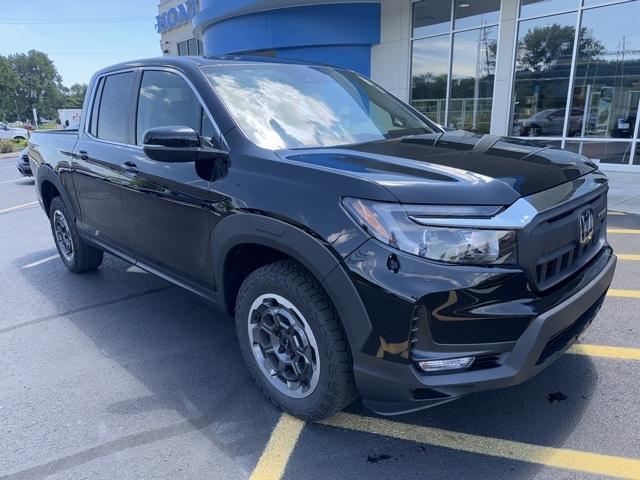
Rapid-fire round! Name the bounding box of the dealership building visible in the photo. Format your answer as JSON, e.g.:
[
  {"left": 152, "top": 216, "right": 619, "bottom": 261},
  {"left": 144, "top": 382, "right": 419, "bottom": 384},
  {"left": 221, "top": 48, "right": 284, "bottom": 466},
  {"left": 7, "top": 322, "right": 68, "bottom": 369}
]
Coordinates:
[{"left": 157, "top": 0, "right": 640, "bottom": 170}]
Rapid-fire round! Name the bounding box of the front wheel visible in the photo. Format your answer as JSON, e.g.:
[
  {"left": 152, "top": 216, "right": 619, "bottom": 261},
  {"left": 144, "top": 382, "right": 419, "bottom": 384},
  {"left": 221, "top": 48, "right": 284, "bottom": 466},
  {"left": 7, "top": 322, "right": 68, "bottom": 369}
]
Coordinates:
[
  {"left": 235, "top": 259, "right": 357, "bottom": 421},
  {"left": 49, "top": 196, "right": 103, "bottom": 273}
]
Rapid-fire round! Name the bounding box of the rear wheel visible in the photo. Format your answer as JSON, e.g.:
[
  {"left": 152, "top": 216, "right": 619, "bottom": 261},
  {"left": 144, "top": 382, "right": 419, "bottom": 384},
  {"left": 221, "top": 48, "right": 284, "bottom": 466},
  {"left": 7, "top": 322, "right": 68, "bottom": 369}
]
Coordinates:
[
  {"left": 235, "top": 259, "right": 357, "bottom": 421},
  {"left": 49, "top": 196, "right": 103, "bottom": 273}
]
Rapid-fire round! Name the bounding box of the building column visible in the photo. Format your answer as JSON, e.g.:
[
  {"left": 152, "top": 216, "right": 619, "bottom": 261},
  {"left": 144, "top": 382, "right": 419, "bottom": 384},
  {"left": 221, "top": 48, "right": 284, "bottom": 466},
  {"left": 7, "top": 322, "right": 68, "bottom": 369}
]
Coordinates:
[
  {"left": 370, "top": 0, "right": 412, "bottom": 102},
  {"left": 490, "top": 0, "right": 519, "bottom": 136}
]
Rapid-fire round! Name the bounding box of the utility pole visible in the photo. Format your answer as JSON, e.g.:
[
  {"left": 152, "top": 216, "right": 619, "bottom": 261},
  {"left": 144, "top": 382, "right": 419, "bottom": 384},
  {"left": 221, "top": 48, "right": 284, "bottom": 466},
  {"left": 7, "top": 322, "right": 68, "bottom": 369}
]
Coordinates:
[{"left": 13, "top": 88, "right": 20, "bottom": 122}]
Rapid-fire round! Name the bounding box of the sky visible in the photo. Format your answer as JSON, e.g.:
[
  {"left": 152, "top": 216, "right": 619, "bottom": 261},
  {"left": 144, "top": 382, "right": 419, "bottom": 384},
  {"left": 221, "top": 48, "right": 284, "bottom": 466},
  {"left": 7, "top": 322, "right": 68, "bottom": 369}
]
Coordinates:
[{"left": 0, "top": 0, "right": 161, "bottom": 87}]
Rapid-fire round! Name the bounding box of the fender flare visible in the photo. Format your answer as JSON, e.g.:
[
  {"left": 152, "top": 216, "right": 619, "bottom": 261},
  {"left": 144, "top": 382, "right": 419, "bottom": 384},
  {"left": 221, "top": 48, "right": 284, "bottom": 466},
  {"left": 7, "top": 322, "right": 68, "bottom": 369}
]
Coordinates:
[
  {"left": 36, "top": 166, "right": 77, "bottom": 220},
  {"left": 212, "top": 213, "right": 372, "bottom": 353}
]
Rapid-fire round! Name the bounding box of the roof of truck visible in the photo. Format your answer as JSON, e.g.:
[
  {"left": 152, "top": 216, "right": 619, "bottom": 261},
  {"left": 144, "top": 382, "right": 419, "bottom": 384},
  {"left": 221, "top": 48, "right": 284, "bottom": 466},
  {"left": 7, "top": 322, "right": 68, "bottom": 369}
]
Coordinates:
[{"left": 94, "top": 55, "right": 332, "bottom": 77}]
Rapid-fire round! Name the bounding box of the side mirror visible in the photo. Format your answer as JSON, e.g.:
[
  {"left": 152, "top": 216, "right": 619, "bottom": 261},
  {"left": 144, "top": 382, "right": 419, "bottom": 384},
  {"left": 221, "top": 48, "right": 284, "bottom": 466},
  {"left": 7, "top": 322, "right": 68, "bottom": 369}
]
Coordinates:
[{"left": 142, "top": 126, "right": 229, "bottom": 163}]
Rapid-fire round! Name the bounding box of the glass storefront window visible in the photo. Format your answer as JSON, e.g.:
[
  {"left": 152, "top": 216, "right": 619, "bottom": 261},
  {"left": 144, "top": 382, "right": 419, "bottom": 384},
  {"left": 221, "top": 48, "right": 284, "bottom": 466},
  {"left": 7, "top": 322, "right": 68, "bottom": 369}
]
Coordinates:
[
  {"left": 411, "top": 34, "right": 450, "bottom": 125},
  {"left": 413, "top": 0, "right": 452, "bottom": 38},
  {"left": 569, "top": 1, "right": 640, "bottom": 140},
  {"left": 177, "top": 40, "right": 188, "bottom": 56},
  {"left": 448, "top": 27, "right": 498, "bottom": 133},
  {"left": 565, "top": 141, "right": 633, "bottom": 164},
  {"left": 520, "top": 0, "right": 579, "bottom": 17},
  {"left": 454, "top": 0, "right": 500, "bottom": 30},
  {"left": 510, "top": 12, "right": 576, "bottom": 136},
  {"left": 187, "top": 38, "right": 197, "bottom": 55},
  {"left": 582, "top": 0, "right": 627, "bottom": 6}
]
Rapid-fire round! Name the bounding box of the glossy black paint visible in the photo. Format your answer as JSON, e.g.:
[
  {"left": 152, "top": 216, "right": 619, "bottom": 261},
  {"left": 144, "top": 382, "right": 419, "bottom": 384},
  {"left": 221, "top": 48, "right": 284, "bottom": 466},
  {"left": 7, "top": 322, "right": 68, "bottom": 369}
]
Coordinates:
[{"left": 28, "top": 56, "right": 615, "bottom": 415}]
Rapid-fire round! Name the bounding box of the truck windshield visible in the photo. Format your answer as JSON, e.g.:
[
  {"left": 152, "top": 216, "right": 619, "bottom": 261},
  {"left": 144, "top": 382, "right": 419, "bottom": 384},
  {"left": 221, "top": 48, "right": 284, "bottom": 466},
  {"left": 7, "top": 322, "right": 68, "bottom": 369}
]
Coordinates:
[{"left": 200, "top": 64, "right": 436, "bottom": 150}]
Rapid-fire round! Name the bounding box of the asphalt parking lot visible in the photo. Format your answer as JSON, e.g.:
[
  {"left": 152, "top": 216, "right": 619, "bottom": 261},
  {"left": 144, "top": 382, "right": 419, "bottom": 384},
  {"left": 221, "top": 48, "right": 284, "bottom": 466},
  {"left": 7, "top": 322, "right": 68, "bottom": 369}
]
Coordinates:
[{"left": 1, "top": 154, "right": 639, "bottom": 480}]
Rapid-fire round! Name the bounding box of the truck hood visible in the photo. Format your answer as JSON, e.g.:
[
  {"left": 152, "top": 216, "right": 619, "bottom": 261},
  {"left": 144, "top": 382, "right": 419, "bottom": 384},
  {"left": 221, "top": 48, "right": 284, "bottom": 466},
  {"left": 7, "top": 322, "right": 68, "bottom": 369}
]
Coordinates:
[{"left": 278, "top": 131, "right": 597, "bottom": 205}]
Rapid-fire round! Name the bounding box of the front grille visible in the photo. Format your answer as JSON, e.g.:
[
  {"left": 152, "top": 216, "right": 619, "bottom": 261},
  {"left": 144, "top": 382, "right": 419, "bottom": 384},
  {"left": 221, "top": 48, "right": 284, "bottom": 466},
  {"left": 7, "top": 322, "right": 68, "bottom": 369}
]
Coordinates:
[
  {"left": 535, "top": 229, "right": 603, "bottom": 289},
  {"left": 520, "top": 188, "right": 607, "bottom": 291}
]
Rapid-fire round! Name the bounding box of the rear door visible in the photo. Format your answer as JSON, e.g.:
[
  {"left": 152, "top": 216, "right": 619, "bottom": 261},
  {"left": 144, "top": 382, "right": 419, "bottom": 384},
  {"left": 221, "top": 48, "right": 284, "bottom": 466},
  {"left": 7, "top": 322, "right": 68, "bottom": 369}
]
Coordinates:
[
  {"left": 118, "top": 68, "right": 219, "bottom": 290},
  {"left": 72, "top": 71, "right": 135, "bottom": 250}
]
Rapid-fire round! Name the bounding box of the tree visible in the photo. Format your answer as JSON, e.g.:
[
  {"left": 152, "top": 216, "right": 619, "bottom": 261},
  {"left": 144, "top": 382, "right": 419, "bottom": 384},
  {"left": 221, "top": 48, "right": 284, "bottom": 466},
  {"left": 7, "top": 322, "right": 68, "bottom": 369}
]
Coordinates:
[
  {"left": 7, "top": 50, "right": 63, "bottom": 122},
  {"left": 60, "top": 83, "right": 88, "bottom": 109},
  {"left": 0, "top": 56, "right": 20, "bottom": 121},
  {"left": 517, "top": 25, "right": 604, "bottom": 73}
]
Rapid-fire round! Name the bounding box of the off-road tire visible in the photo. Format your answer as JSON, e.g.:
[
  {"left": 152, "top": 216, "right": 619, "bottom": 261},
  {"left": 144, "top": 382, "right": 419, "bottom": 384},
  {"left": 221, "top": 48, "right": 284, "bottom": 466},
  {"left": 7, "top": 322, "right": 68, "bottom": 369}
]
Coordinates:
[
  {"left": 49, "top": 196, "right": 103, "bottom": 273},
  {"left": 235, "top": 259, "right": 357, "bottom": 421}
]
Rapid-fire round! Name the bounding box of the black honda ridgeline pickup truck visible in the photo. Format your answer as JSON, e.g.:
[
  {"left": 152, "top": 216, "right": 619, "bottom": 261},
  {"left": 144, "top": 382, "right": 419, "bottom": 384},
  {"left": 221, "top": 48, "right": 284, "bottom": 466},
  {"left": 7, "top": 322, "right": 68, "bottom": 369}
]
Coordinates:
[{"left": 29, "top": 56, "right": 616, "bottom": 420}]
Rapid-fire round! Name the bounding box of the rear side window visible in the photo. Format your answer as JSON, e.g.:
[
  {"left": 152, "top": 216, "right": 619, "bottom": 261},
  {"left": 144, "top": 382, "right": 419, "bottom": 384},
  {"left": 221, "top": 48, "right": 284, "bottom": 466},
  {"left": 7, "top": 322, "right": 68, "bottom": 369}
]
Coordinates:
[
  {"left": 136, "top": 70, "right": 208, "bottom": 145},
  {"left": 88, "top": 78, "right": 104, "bottom": 137},
  {"left": 95, "top": 72, "right": 135, "bottom": 143}
]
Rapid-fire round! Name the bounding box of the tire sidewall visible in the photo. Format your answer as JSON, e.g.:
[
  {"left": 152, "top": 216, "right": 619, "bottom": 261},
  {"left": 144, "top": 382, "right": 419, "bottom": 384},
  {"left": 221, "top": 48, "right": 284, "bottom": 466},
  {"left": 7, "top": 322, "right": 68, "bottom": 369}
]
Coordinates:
[
  {"left": 236, "top": 273, "right": 338, "bottom": 415},
  {"left": 49, "top": 197, "right": 79, "bottom": 271}
]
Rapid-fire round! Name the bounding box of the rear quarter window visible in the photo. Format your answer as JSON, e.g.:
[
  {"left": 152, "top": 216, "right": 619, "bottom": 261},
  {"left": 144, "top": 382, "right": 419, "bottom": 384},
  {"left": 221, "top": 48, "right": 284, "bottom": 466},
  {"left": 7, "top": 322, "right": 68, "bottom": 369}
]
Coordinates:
[{"left": 95, "top": 72, "right": 135, "bottom": 143}]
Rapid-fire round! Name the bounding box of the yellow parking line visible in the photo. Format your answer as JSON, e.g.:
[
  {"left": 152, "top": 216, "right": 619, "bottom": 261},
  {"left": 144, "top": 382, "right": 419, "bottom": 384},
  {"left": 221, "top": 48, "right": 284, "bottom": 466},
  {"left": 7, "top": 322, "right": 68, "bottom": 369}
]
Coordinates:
[
  {"left": 321, "top": 413, "right": 640, "bottom": 479},
  {"left": 250, "top": 413, "right": 305, "bottom": 480},
  {"left": 0, "top": 201, "right": 38, "bottom": 215},
  {"left": 608, "top": 228, "right": 640, "bottom": 234},
  {"left": 568, "top": 344, "right": 640, "bottom": 360},
  {"left": 608, "top": 211, "right": 626, "bottom": 216},
  {"left": 618, "top": 254, "right": 640, "bottom": 261},
  {"left": 607, "top": 289, "right": 640, "bottom": 298}
]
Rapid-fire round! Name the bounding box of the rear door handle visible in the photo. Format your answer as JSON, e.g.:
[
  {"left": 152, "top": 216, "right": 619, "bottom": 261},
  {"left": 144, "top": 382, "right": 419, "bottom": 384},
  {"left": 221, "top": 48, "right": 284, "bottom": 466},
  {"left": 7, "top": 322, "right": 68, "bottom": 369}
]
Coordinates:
[
  {"left": 74, "top": 150, "right": 89, "bottom": 161},
  {"left": 122, "top": 161, "right": 138, "bottom": 174}
]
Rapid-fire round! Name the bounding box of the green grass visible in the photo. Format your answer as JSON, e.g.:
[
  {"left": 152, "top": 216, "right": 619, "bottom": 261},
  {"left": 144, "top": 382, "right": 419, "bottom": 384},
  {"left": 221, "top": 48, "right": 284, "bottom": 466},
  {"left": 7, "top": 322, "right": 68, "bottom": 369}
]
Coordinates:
[
  {"left": 12, "top": 138, "right": 27, "bottom": 149},
  {"left": 0, "top": 138, "right": 28, "bottom": 153},
  {"left": 39, "top": 122, "right": 59, "bottom": 130}
]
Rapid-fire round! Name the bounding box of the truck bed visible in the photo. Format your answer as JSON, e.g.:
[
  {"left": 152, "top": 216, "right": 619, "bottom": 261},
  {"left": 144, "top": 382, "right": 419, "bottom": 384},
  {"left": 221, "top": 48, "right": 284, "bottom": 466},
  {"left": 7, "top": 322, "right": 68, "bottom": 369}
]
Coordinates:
[{"left": 28, "top": 129, "right": 79, "bottom": 172}]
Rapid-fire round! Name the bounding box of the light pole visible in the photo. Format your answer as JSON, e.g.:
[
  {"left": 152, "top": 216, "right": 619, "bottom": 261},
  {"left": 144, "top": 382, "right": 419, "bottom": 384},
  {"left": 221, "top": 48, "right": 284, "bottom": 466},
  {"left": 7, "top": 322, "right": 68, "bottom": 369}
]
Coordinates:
[{"left": 13, "top": 88, "right": 20, "bottom": 122}]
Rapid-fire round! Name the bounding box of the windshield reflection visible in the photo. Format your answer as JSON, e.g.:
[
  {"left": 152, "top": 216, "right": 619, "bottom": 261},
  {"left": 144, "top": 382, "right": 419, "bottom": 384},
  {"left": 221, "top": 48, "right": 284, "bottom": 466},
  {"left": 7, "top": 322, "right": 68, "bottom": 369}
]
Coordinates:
[{"left": 201, "top": 65, "right": 434, "bottom": 150}]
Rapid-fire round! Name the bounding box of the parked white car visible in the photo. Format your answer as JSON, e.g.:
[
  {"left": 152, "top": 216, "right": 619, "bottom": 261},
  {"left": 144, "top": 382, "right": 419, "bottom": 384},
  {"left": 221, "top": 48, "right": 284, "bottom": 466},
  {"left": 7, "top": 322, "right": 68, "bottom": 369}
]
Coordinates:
[{"left": 0, "top": 122, "right": 28, "bottom": 140}]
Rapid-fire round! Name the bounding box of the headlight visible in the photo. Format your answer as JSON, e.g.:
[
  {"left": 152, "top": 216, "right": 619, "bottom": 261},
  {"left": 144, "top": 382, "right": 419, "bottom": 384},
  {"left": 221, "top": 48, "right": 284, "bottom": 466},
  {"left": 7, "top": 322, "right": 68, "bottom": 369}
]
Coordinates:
[{"left": 343, "top": 198, "right": 517, "bottom": 265}]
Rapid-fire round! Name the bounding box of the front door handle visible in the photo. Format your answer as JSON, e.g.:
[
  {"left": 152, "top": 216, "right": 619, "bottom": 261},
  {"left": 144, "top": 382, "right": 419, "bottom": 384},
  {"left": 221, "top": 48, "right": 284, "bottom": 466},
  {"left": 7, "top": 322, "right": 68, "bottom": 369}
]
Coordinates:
[
  {"left": 75, "top": 150, "right": 89, "bottom": 161},
  {"left": 122, "top": 161, "right": 138, "bottom": 174}
]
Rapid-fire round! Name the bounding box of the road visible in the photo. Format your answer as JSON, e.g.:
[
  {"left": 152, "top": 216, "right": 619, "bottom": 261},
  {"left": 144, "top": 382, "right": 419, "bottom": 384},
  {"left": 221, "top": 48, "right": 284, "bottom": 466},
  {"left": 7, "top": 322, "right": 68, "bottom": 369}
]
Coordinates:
[{"left": 1, "top": 154, "right": 639, "bottom": 479}]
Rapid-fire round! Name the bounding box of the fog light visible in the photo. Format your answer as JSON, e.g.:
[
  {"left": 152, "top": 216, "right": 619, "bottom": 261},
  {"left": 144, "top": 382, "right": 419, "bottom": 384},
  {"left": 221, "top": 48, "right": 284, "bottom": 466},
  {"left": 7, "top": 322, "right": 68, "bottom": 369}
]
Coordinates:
[{"left": 417, "top": 356, "right": 475, "bottom": 373}]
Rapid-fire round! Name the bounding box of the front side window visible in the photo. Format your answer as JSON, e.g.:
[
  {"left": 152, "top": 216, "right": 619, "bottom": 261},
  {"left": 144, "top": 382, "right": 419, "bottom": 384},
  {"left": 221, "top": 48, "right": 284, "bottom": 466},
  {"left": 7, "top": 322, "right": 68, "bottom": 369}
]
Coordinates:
[
  {"left": 136, "top": 70, "right": 209, "bottom": 145},
  {"left": 201, "top": 64, "right": 435, "bottom": 150},
  {"left": 95, "top": 72, "right": 134, "bottom": 143}
]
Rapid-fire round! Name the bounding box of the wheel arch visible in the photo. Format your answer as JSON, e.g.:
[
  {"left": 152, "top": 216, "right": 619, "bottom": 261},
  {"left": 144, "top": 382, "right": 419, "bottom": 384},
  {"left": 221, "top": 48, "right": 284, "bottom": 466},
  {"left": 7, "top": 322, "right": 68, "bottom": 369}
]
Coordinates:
[
  {"left": 213, "top": 213, "right": 373, "bottom": 353},
  {"left": 37, "top": 166, "right": 76, "bottom": 220}
]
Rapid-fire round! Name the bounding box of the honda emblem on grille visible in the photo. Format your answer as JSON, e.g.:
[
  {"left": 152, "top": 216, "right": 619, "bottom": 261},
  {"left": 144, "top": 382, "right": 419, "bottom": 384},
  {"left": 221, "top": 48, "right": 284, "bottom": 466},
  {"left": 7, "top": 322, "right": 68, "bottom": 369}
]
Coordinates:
[{"left": 578, "top": 208, "right": 595, "bottom": 246}]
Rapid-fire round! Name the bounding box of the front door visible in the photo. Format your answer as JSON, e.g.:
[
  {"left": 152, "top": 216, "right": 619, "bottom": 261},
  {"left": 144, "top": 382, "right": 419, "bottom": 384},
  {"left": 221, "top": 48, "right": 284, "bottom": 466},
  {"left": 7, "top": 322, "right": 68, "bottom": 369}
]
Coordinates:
[
  {"left": 72, "top": 71, "right": 135, "bottom": 250},
  {"left": 119, "top": 69, "right": 218, "bottom": 290}
]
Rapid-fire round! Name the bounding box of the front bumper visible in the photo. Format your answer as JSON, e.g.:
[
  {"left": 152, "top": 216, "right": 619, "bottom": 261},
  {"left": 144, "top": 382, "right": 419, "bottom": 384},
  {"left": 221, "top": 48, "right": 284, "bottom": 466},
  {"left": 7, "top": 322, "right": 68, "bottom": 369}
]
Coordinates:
[
  {"left": 344, "top": 241, "right": 616, "bottom": 415},
  {"left": 16, "top": 157, "right": 32, "bottom": 177}
]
